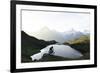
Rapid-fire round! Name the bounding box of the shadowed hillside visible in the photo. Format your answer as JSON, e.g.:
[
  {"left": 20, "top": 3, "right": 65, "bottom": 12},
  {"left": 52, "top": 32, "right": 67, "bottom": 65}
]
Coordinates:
[{"left": 21, "top": 31, "right": 57, "bottom": 62}]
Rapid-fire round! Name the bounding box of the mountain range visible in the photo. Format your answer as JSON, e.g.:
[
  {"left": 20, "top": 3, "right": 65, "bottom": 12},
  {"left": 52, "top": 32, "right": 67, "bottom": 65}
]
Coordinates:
[{"left": 28, "top": 27, "right": 89, "bottom": 43}]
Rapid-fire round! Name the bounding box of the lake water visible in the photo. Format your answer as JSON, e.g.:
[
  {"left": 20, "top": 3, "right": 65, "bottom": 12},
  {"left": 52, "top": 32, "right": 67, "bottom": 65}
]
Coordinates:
[{"left": 31, "top": 44, "right": 83, "bottom": 61}]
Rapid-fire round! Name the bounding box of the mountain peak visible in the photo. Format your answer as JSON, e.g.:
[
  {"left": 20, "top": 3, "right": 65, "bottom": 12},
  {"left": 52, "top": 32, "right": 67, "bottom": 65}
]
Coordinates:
[{"left": 40, "top": 26, "right": 51, "bottom": 31}]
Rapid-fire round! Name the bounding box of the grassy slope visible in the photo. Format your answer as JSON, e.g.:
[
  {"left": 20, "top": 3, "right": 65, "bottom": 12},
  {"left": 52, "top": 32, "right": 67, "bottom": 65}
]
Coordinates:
[{"left": 64, "top": 35, "right": 90, "bottom": 59}]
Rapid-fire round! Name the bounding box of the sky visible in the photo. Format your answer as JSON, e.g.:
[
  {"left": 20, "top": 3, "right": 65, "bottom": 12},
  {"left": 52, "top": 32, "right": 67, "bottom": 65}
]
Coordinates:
[{"left": 22, "top": 10, "right": 90, "bottom": 33}]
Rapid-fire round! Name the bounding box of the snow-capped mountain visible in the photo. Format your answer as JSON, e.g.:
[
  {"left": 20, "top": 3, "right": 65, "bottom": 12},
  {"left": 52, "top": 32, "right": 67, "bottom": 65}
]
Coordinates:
[
  {"left": 29, "top": 27, "right": 89, "bottom": 43},
  {"left": 62, "top": 29, "right": 86, "bottom": 41}
]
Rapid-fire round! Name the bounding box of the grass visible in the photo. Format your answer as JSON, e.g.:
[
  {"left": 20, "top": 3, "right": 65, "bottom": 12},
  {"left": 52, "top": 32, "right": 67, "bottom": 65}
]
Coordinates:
[
  {"left": 64, "top": 35, "right": 90, "bottom": 60},
  {"left": 21, "top": 44, "right": 41, "bottom": 62}
]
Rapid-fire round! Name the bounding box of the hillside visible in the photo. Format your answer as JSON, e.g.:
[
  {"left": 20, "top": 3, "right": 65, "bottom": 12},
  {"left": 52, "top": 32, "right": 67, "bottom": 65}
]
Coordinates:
[
  {"left": 21, "top": 31, "right": 57, "bottom": 62},
  {"left": 64, "top": 35, "right": 90, "bottom": 59}
]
